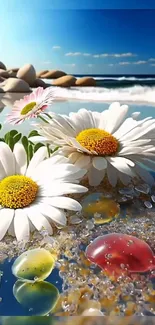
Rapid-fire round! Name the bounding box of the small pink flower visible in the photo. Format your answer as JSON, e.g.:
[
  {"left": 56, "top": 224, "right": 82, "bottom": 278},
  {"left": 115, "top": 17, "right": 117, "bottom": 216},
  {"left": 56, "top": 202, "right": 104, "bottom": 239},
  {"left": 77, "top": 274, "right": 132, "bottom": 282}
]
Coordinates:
[{"left": 6, "top": 87, "right": 55, "bottom": 124}]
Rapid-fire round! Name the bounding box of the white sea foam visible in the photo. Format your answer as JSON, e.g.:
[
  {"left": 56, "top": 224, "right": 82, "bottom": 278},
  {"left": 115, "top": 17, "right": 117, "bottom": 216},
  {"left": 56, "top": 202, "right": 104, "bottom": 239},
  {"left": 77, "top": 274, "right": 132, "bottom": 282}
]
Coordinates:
[
  {"left": 75, "top": 76, "right": 155, "bottom": 81},
  {"left": 50, "top": 85, "right": 155, "bottom": 105}
]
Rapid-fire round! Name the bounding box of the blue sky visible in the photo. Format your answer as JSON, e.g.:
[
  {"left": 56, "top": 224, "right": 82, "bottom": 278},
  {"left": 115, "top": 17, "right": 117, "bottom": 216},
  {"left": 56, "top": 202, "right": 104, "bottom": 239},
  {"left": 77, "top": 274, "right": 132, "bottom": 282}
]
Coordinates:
[{"left": 0, "top": 1, "right": 155, "bottom": 74}]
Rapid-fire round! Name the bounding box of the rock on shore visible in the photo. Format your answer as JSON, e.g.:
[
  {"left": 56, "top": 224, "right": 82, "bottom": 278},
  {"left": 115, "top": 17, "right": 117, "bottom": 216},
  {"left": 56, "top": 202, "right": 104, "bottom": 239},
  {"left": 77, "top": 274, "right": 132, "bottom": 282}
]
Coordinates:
[
  {"left": 1, "top": 78, "right": 31, "bottom": 92},
  {"left": 53, "top": 75, "right": 76, "bottom": 87},
  {"left": 36, "top": 70, "right": 49, "bottom": 78},
  {"left": 75, "top": 77, "right": 96, "bottom": 86},
  {"left": 42, "top": 70, "right": 66, "bottom": 79},
  {"left": 17, "top": 64, "right": 36, "bottom": 86},
  {"left": 32, "top": 78, "right": 48, "bottom": 88},
  {"left": 0, "top": 62, "right": 6, "bottom": 70}
]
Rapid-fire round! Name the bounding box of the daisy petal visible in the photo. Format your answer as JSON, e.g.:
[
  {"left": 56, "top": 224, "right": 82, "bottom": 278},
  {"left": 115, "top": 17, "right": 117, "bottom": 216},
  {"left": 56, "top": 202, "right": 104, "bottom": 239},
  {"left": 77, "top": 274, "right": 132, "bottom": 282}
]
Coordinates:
[
  {"left": 13, "top": 143, "right": 27, "bottom": 175},
  {"left": 14, "top": 209, "right": 30, "bottom": 241},
  {"left": 41, "top": 182, "right": 88, "bottom": 196},
  {"left": 25, "top": 205, "right": 53, "bottom": 235},
  {"left": 105, "top": 103, "right": 128, "bottom": 133},
  {"left": 39, "top": 203, "right": 67, "bottom": 226},
  {"left": 0, "top": 142, "right": 15, "bottom": 175},
  {"left": 43, "top": 197, "right": 82, "bottom": 211},
  {"left": 107, "top": 163, "right": 118, "bottom": 187},
  {"left": 0, "top": 209, "right": 14, "bottom": 240},
  {"left": 0, "top": 161, "right": 6, "bottom": 180},
  {"left": 92, "top": 157, "right": 107, "bottom": 170},
  {"left": 26, "top": 146, "right": 48, "bottom": 177},
  {"left": 75, "top": 155, "right": 91, "bottom": 168},
  {"left": 88, "top": 166, "right": 105, "bottom": 186}
]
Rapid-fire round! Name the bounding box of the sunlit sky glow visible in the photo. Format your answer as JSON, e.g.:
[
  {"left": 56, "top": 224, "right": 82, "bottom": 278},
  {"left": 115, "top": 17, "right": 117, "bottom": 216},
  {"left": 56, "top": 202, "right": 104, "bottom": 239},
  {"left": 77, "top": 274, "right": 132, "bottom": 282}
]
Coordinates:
[{"left": 0, "top": 0, "right": 155, "bottom": 74}]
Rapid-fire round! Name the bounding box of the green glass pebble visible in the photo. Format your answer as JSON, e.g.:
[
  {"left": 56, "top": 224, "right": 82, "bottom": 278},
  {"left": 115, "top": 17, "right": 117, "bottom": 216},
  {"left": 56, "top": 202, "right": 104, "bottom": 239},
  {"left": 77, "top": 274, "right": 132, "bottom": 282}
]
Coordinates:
[
  {"left": 2, "top": 316, "right": 54, "bottom": 325},
  {"left": 13, "top": 280, "right": 59, "bottom": 316},
  {"left": 12, "top": 248, "right": 56, "bottom": 281}
]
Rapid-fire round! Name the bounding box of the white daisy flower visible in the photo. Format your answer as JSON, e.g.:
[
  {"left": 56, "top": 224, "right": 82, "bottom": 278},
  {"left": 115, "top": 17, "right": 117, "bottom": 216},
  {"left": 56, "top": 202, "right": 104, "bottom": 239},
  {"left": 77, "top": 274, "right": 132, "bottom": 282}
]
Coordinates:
[
  {"left": 0, "top": 142, "right": 87, "bottom": 241},
  {"left": 6, "top": 87, "right": 55, "bottom": 125},
  {"left": 31, "top": 102, "right": 155, "bottom": 187}
]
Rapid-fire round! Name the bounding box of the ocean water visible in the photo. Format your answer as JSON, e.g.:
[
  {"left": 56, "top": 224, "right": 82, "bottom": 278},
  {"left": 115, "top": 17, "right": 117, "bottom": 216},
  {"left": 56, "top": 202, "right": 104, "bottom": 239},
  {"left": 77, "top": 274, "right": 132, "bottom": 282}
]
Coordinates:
[{"left": 0, "top": 77, "right": 155, "bottom": 317}]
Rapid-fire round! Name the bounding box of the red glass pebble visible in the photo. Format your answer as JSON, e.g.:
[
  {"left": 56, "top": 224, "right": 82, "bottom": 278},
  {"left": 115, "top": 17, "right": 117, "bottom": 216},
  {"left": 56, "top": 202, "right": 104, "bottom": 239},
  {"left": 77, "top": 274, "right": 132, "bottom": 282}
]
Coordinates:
[{"left": 86, "top": 233, "right": 155, "bottom": 275}]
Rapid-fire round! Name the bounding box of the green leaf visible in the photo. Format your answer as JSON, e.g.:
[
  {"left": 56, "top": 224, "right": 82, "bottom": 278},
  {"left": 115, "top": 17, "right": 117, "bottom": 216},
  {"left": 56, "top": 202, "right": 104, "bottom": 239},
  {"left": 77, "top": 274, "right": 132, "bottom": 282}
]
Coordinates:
[
  {"left": 28, "top": 144, "right": 33, "bottom": 161},
  {"left": 34, "top": 143, "right": 45, "bottom": 153},
  {"left": 0, "top": 138, "right": 5, "bottom": 142},
  {"left": 8, "top": 137, "right": 15, "bottom": 151},
  {"left": 0, "top": 124, "right": 2, "bottom": 131},
  {"left": 4, "top": 132, "right": 11, "bottom": 144},
  {"left": 22, "top": 136, "right": 29, "bottom": 155},
  {"left": 10, "top": 130, "right": 18, "bottom": 137},
  {"left": 28, "top": 130, "right": 39, "bottom": 138},
  {"left": 13, "top": 133, "right": 22, "bottom": 144}
]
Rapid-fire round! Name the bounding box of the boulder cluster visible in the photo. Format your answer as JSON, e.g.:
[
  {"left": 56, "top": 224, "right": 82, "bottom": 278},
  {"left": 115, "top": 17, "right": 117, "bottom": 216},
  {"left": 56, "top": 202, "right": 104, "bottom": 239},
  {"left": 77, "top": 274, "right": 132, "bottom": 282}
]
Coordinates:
[{"left": 0, "top": 62, "right": 96, "bottom": 93}]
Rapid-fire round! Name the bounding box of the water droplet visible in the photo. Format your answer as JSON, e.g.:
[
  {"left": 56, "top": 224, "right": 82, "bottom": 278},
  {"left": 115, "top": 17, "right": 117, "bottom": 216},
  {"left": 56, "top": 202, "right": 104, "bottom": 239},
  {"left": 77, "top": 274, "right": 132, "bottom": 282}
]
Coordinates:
[
  {"left": 86, "top": 220, "right": 94, "bottom": 230},
  {"left": 144, "top": 201, "right": 152, "bottom": 209},
  {"left": 151, "top": 195, "right": 155, "bottom": 202}
]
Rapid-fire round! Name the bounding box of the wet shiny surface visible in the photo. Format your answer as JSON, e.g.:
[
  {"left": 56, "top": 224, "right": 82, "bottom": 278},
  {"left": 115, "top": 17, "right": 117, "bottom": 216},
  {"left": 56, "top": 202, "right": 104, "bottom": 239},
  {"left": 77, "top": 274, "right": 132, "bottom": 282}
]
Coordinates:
[{"left": 86, "top": 233, "right": 155, "bottom": 275}]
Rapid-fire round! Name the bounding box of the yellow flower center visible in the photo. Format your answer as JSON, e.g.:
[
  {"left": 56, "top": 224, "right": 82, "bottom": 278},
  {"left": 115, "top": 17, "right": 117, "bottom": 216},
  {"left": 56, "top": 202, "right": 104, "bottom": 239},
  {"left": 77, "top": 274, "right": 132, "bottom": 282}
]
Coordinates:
[
  {"left": 0, "top": 175, "right": 38, "bottom": 209},
  {"left": 76, "top": 128, "right": 118, "bottom": 156},
  {"left": 21, "top": 102, "right": 36, "bottom": 115}
]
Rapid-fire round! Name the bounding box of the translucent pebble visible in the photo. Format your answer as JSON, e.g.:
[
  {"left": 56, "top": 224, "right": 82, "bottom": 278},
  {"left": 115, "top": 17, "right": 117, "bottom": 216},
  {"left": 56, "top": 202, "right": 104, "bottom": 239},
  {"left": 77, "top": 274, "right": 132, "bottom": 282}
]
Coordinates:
[
  {"left": 81, "top": 308, "right": 104, "bottom": 316},
  {"left": 86, "top": 233, "right": 155, "bottom": 275},
  {"left": 86, "top": 220, "right": 94, "bottom": 230},
  {"left": 2, "top": 316, "right": 52, "bottom": 325},
  {"left": 13, "top": 280, "right": 59, "bottom": 316},
  {"left": 82, "top": 192, "right": 120, "bottom": 224},
  {"left": 119, "top": 188, "right": 135, "bottom": 197},
  {"left": 151, "top": 195, "right": 155, "bottom": 203},
  {"left": 144, "top": 201, "right": 153, "bottom": 209},
  {"left": 69, "top": 215, "right": 82, "bottom": 225},
  {"left": 12, "top": 248, "right": 56, "bottom": 281},
  {"left": 135, "top": 184, "right": 150, "bottom": 194}
]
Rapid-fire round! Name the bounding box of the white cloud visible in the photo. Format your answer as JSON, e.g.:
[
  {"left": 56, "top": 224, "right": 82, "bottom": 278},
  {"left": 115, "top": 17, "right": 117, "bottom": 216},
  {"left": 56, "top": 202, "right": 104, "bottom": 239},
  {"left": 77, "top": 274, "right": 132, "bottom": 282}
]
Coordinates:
[
  {"left": 65, "top": 52, "right": 81, "bottom": 56},
  {"left": 113, "top": 53, "right": 136, "bottom": 58},
  {"left": 87, "top": 64, "right": 93, "bottom": 67},
  {"left": 133, "top": 60, "right": 147, "bottom": 65},
  {"left": 148, "top": 58, "right": 155, "bottom": 61},
  {"left": 92, "top": 52, "right": 136, "bottom": 58},
  {"left": 118, "top": 60, "right": 147, "bottom": 65},
  {"left": 65, "top": 52, "right": 136, "bottom": 58},
  {"left": 119, "top": 62, "right": 131, "bottom": 65},
  {"left": 109, "top": 63, "right": 114, "bottom": 66},
  {"left": 52, "top": 46, "right": 61, "bottom": 49},
  {"left": 151, "top": 64, "right": 155, "bottom": 66}
]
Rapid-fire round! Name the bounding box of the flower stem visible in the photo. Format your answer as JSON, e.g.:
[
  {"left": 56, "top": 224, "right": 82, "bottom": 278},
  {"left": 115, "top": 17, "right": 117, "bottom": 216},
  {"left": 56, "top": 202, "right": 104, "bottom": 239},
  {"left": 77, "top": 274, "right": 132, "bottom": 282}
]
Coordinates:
[{"left": 37, "top": 115, "right": 49, "bottom": 123}]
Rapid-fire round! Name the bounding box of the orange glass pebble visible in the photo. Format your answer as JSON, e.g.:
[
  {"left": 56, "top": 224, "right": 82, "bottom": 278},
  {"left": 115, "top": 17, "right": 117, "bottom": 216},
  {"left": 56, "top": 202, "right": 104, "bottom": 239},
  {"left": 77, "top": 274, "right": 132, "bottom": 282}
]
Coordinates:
[
  {"left": 86, "top": 233, "right": 155, "bottom": 275},
  {"left": 82, "top": 193, "right": 120, "bottom": 224}
]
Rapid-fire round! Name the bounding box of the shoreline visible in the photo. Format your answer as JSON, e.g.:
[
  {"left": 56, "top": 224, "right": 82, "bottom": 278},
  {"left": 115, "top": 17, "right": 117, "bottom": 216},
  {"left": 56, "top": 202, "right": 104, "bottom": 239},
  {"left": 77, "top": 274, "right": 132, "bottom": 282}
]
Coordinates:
[{"left": 1, "top": 85, "right": 155, "bottom": 107}]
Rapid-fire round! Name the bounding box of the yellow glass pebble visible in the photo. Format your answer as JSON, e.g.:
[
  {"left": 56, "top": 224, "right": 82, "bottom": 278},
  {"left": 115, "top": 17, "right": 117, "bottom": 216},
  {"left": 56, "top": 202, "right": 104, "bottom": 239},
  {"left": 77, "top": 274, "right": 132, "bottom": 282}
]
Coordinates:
[
  {"left": 82, "top": 193, "right": 120, "bottom": 224},
  {"left": 12, "top": 248, "right": 56, "bottom": 281}
]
